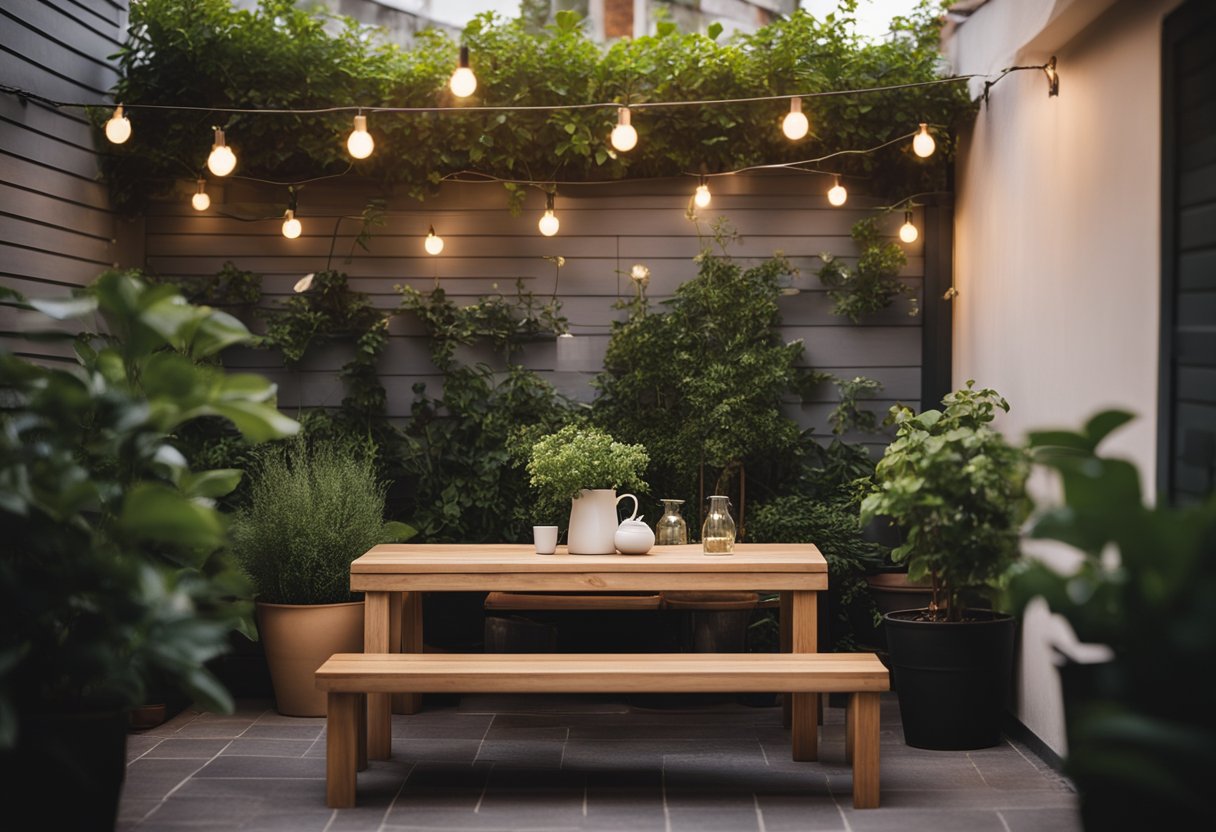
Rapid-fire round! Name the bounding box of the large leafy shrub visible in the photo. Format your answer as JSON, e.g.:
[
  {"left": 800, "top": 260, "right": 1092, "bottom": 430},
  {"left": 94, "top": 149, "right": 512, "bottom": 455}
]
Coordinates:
[{"left": 0, "top": 272, "right": 299, "bottom": 744}]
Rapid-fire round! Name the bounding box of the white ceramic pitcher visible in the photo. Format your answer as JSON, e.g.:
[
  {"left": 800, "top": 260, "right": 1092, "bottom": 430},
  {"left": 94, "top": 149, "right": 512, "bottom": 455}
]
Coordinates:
[{"left": 568, "top": 489, "right": 637, "bottom": 554}]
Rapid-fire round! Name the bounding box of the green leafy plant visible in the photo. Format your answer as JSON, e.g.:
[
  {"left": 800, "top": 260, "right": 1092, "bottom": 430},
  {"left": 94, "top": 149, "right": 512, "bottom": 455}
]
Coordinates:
[
  {"left": 527, "top": 425, "right": 649, "bottom": 510},
  {"left": 593, "top": 248, "right": 813, "bottom": 525},
  {"left": 817, "top": 215, "right": 915, "bottom": 322},
  {"left": 230, "top": 439, "right": 415, "bottom": 605},
  {"left": 748, "top": 495, "right": 886, "bottom": 650},
  {"left": 1010, "top": 412, "right": 1216, "bottom": 828},
  {"left": 100, "top": 1, "right": 972, "bottom": 212},
  {"left": 0, "top": 271, "right": 299, "bottom": 746},
  {"left": 828, "top": 375, "right": 884, "bottom": 436},
  {"left": 860, "top": 381, "right": 1030, "bottom": 621}
]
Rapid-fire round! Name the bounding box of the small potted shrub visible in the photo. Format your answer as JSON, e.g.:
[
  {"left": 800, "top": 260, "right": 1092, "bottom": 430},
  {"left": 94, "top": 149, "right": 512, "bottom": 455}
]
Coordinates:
[
  {"left": 861, "top": 382, "right": 1030, "bottom": 749},
  {"left": 527, "top": 425, "right": 648, "bottom": 554},
  {"left": 231, "top": 439, "right": 414, "bottom": 716}
]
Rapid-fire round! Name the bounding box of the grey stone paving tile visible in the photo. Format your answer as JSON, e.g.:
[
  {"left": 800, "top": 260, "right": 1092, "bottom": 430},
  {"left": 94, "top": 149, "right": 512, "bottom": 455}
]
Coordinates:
[
  {"left": 194, "top": 753, "right": 327, "bottom": 779},
  {"left": 252, "top": 710, "right": 322, "bottom": 726},
  {"left": 998, "top": 807, "right": 1083, "bottom": 831},
  {"left": 172, "top": 774, "right": 327, "bottom": 801},
  {"left": 142, "top": 738, "right": 231, "bottom": 759},
  {"left": 222, "top": 737, "right": 315, "bottom": 757},
  {"left": 485, "top": 724, "right": 570, "bottom": 741},
  {"left": 172, "top": 719, "right": 257, "bottom": 739},
  {"left": 237, "top": 809, "right": 337, "bottom": 831},
  {"left": 559, "top": 739, "right": 667, "bottom": 770},
  {"left": 241, "top": 722, "right": 324, "bottom": 740},
  {"left": 667, "top": 806, "right": 761, "bottom": 831},
  {"left": 754, "top": 793, "right": 848, "bottom": 831},
  {"left": 476, "top": 739, "right": 567, "bottom": 767},
  {"left": 835, "top": 787, "right": 1079, "bottom": 812},
  {"left": 126, "top": 733, "right": 166, "bottom": 760},
  {"left": 116, "top": 796, "right": 160, "bottom": 825},
  {"left": 392, "top": 738, "right": 486, "bottom": 763},
  {"left": 141, "top": 793, "right": 263, "bottom": 826},
  {"left": 121, "top": 758, "right": 208, "bottom": 801},
  {"left": 842, "top": 808, "right": 1010, "bottom": 832},
  {"left": 394, "top": 713, "right": 496, "bottom": 739}
]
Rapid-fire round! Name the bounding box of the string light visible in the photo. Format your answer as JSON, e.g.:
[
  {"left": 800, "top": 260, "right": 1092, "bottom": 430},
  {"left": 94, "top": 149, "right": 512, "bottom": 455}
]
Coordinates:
[
  {"left": 538, "top": 191, "right": 559, "bottom": 236},
  {"left": 281, "top": 208, "right": 302, "bottom": 239},
  {"left": 191, "top": 178, "right": 210, "bottom": 211},
  {"left": 782, "top": 98, "right": 809, "bottom": 141},
  {"left": 347, "top": 112, "right": 374, "bottom": 159},
  {"left": 207, "top": 127, "right": 237, "bottom": 177},
  {"left": 610, "top": 107, "right": 637, "bottom": 152},
  {"left": 104, "top": 105, "right": 131, "bottom": 144},
  {"left": 912, "top": 123, "right": 935, "bottom": 158},
  {"left": 827, "top": 175, "right": 847, "bottom": 207},
  {"left": 293, "top": 273, "right": 315, "bottom": 293},
  {"left": 899, "top": 210, "right": 918, "bottom": 243},
  {"left": 694, "top": 174, "right": 711, "bottom": 208},
  {"left": 449, "top": 45, "right": 477, "bottom": 98},
  {"left": 424, "top": 224, "right": 444, "bottom": 255}
]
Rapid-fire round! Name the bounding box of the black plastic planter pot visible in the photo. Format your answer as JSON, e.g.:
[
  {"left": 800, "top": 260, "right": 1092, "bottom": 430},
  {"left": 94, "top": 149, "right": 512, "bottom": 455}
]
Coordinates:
[{"left": 884, "top": 609, "right": 1016, "bottom": 750}]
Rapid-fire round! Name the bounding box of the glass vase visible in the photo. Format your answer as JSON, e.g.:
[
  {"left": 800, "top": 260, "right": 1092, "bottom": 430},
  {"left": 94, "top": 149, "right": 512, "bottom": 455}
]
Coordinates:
[
  {"left": 656, "top": 499, "right": 688, "bottom": 545},
  {"left": 701, "top": 495, "right": 736, "bottom": 555}
]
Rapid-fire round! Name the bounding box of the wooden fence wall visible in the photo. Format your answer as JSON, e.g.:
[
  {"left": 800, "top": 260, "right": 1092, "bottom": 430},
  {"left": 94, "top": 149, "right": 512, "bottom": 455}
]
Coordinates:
[
  {"left": 137, "top": 174, "right": 933, "bottom": 447},
  {"left": 0, "top": 0, "right": 128, "bottom": 360}
]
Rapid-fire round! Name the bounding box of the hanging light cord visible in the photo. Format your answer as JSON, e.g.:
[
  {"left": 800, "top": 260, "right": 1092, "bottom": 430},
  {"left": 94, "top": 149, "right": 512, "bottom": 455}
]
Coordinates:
[{"left": 0, "top": 62, "right": 1043, "bottom": 117}]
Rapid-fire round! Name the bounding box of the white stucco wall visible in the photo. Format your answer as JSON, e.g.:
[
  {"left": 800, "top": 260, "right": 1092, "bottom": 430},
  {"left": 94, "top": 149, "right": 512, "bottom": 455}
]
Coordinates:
[{"left": 948, "top": 0, "right": 1181, "bottom": 756}]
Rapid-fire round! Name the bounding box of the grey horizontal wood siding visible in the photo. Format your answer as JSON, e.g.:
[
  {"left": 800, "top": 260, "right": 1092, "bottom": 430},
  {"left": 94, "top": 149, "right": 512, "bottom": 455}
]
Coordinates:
[
  {"left": 0, "top": 0, "right": 124, "bottom": 361},
  {"left": 142, "top": 173, "right": 926, "bottom": 440}
]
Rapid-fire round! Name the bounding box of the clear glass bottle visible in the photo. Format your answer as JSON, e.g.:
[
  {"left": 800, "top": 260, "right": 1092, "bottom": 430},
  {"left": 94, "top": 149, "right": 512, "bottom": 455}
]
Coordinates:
[
  {"left": 701, "top": 495, "right": 736, "bottom": 555},
  {"left": 656, "top": 499, "right": 688, "bottom": 545}
]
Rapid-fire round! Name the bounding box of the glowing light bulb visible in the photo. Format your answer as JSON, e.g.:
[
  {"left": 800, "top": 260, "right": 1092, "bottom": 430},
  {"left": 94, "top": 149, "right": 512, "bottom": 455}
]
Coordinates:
[
  {"left": 191, "top": 179, "right": 210, "bottom": 211},
  {"left": 610, "top": 107, "right": 638, "bottom": 152},
  {"left": 782, "top": 98, "right": 809, "bottom": 141},
  {"left": 282, "top": 209, "right": 302, "bottom": 239},
  {"left": 207, "top": 127, "right": 236, "bottom": 177},
  {"left": 449, "top": 45, "right": 477, "bottom": 98},
  {"left": 694, "top": 181, "right": 711, "bottom": 208},
  {"left": 425, "top": 225, "right": 444, "bottom": 255},
  {"left": 347, "top": 113, "right": 374, "bottom": 159},
  {"left": 827, "top": 176, "right": 847, "bottom": 207},
  {"left": 899, "top": 211, "right": 919, "bottom": 244},
  {"left": 912, "top": 123, "right": 936, "bottom": 158},
  {"left": 104, "top": 105, "right": 131, "bottom": 144},
  {"left": 539, "top": 192, "right": 559, "bottom": 236}
]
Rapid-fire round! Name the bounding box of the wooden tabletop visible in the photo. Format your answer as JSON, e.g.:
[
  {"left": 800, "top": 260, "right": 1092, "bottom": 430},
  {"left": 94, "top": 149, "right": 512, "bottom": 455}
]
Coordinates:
[{"left": 351, "top": 543, "right": 827, "bottom": 573}]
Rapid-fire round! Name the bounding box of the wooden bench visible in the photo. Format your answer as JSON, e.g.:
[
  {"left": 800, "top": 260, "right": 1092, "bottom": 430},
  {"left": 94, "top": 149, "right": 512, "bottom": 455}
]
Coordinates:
[{"left": 316, "top": 652, "right": 889, "bottom": 810}]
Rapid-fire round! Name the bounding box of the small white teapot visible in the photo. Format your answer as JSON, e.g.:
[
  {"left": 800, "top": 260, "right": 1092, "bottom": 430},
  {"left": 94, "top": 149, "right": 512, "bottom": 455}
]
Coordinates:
[{"left": 614, "top": 495, "right": 655, "bottom": 555}]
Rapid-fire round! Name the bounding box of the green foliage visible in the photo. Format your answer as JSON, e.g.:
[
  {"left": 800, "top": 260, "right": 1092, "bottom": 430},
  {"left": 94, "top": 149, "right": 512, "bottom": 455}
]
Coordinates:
[
  {"left": 101, "top": 1, "right": 973, "bottom": 212},
  {"left": 593, "top": 248, "right": 811, "bottom": 521},
  {"left": 0, "top": 271, "right": 298, "bottom": 747},
  {"left": 748, "top": 495, "right": 886, "bottom": 650},
  {"left": 1009, "top": 412, "right": 1216, "bottom": 827},
  {"left": 860, "top": 381, "right": 1030, "bottom": 620},
  {"left": 397, "top": 281, "right": 567, "bottom": 370},
  {"left": 828, "top": 375, "right": 884, "bottom": 435},
  {"left": 230, "top": 440, "right": 414, "bottom": 605},
  {"left": 817, "top": 215, "right": 915, "bottom": 322},
  {"left": 527, "top": 425, "right": 650, "bottom": 507},
  {"left": 400, "top": 365, "right": 573, "bottom": 542}
]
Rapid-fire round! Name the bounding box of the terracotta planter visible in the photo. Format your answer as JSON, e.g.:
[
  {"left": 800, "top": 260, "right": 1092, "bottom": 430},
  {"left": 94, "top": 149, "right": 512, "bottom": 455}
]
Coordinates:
[{"left": 256, "top": 600, "right": 364, "bottom": 717}]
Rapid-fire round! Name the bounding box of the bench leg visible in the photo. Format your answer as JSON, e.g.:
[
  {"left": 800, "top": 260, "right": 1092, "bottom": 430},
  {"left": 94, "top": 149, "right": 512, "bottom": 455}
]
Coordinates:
[
  {"left": 357, "top": 693, "right": 368, "bottom": 772},
  {"left": 327, "top": 692, "right": 361, "bottom": 808},
  {"left": 780, "top": 592, "right": 792, "bottom": 729},
  {"left": 850, "top": 692, "right": 880, "bottom": 809},
  {"left": 845, "top": 692, "right": 855, "bottom": 764}
]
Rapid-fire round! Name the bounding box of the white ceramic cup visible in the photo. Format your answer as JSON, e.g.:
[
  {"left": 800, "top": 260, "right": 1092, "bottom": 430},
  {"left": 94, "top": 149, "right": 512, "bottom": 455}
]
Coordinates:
[{"left": 533, "top": 525, "right": 559, "bottom": 555}]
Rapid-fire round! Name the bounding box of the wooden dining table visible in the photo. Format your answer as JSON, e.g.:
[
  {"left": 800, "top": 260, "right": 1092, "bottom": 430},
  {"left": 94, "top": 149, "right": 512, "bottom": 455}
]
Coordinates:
[{"left": 349, "top": 542, "right": 828, "bottom": 761}]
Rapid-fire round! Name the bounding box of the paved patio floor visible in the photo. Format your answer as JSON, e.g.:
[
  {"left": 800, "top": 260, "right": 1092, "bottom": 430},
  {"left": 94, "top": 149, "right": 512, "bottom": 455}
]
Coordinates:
[{"left": 118, "top": 693, "right": 1079, "bottom": 831}]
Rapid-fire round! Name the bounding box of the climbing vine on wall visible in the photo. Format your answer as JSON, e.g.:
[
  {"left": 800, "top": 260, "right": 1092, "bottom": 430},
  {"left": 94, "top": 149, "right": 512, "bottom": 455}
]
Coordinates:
[
  {"left": 99, "top": 0, "right": 973, "bottom": 212},
  {"left": 816, "top": 215, "right": 916, "bottom": 322}
]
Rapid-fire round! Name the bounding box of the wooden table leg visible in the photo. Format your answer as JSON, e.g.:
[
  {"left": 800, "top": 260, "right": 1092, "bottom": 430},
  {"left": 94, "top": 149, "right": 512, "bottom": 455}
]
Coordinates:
[
  {"left": 364, "top": 591, "right": 392, "bottom": 760},
  {"left": 780, "top": 591, "right": 792, "bottom": 728},
  {"left": 791, "top": 589, "right": 818, "bottom": 762},
  {"left": 393, "top": 591, "right": 424, "bottom": 715}
]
